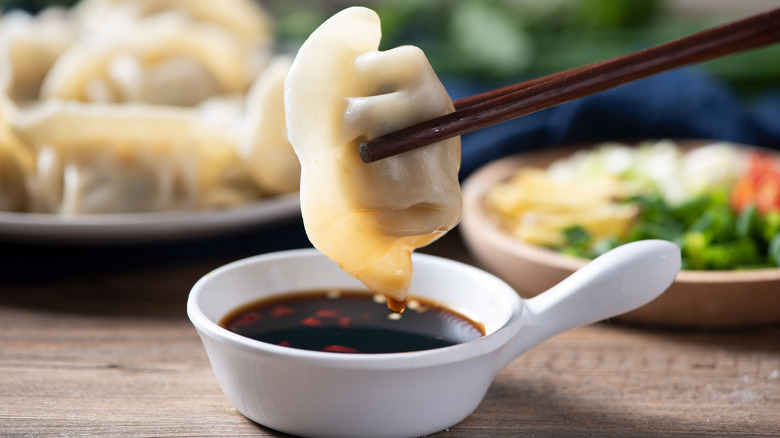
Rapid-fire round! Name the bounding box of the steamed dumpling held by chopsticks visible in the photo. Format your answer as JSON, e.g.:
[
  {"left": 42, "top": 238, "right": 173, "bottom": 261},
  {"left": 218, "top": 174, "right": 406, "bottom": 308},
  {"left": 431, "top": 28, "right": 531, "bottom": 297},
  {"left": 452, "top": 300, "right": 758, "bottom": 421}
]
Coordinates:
[{"left": 284, "top": 7, "right": 462, "bottom": 309}]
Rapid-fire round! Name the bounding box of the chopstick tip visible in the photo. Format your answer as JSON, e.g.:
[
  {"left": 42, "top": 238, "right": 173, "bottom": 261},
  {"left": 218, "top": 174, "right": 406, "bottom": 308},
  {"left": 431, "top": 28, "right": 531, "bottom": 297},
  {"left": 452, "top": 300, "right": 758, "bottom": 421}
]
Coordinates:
[{"left": 358, "top": 141, "right": 373, "bottom": 163}]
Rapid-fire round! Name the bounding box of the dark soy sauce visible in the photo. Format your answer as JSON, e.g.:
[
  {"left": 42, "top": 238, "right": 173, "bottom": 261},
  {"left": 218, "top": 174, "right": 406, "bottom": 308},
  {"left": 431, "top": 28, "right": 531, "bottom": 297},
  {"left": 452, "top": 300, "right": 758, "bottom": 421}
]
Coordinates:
[{"left": 220, "top": 290, "right": 485, "bottom": 354}]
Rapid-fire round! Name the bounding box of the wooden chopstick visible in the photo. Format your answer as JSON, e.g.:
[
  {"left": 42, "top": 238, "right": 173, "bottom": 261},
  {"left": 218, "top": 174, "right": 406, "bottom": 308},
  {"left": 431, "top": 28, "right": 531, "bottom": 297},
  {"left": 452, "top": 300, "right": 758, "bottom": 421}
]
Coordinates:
[{"left": 359, "top": 7, "right": 780, "bottom": 163}]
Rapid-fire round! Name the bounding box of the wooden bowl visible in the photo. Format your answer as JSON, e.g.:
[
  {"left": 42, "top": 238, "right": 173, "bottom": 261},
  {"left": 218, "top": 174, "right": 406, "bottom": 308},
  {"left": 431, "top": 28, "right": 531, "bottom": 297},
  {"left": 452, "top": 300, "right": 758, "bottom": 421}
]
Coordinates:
[{"left": 459, "top": 141, "right": 780, "bottom": 328}]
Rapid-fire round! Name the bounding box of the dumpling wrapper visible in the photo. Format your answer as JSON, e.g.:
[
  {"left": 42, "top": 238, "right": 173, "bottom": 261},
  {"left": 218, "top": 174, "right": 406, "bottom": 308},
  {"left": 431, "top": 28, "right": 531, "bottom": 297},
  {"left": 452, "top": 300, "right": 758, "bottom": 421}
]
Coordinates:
[
  {"left": 41, "top": 13, "right": 264, "bottom": 106},
  {"left": 0, "top": 96, "right": 34, "bottom": 211},
  {"left": 285, "top": 7, "right": 462, "bottom": 303},
  {"left": 0, "top": 7, "right": 77, "bottom": 104},
  {"left": 239, "top": 55, "right": 300, "bottom": 196},
  {"left": 13, "top": 101, "right": 261, "bottom": 214},
  {"left": 72, "top": 0, "right": 273, "bottom": 44}
]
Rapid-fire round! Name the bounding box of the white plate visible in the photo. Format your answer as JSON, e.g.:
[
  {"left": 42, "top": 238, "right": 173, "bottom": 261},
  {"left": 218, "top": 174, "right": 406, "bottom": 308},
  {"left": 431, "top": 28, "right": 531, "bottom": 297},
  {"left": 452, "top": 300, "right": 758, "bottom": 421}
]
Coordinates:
[{"left": 0, "top": 193, "right": 300, "bottom": 244}]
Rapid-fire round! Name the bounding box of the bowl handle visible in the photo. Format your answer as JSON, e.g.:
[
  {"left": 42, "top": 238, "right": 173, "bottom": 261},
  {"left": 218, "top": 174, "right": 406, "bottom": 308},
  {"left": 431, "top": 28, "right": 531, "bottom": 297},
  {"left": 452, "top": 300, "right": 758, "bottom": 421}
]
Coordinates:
[{"left": 498, "top": 240, "right": 680, "bottom": 370}]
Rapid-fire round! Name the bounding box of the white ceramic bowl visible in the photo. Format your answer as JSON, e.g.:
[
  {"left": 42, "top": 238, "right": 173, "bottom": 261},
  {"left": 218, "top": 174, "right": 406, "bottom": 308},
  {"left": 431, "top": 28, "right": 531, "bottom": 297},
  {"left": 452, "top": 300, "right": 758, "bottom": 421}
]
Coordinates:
[{"left": 188, "top": 243, "right": 679, "bottom": 438}]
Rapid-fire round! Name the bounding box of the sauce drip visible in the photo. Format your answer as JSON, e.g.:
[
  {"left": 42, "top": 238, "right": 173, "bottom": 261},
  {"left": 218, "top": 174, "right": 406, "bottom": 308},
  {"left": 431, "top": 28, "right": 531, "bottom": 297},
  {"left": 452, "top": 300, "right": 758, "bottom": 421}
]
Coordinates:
[
  {"left": 220, "top": 289, "right": 484, "bottom": 354},
  {"left": 386, "top": 296, "right": 406, "bottom": 313}
]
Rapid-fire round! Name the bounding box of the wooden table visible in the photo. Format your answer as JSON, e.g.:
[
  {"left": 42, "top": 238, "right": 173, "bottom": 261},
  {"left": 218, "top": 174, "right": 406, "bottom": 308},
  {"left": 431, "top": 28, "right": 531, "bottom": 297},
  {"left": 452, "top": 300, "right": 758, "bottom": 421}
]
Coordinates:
[{"left": 2, "top": 230, "right": 779, "bottom": 437}]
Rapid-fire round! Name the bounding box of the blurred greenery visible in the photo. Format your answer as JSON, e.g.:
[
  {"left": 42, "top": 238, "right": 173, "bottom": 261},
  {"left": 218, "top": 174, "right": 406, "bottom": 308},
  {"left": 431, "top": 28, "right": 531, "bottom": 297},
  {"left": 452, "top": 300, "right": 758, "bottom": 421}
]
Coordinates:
[
  {"left": 275, "top": 0, "right": 780, "bottom": 93},
  {"left": 561, "top": 192, "right": 780, "bottom": 270},
  {"left": 0, "top": 0, "right": 76, "bottom": 10}
]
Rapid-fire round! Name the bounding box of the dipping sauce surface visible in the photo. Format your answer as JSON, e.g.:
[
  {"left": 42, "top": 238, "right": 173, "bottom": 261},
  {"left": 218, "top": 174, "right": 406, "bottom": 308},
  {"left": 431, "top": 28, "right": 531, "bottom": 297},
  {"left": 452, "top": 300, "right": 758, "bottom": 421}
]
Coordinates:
[{"left": 220, "top": 289, "right": 485, "bottom": 354}]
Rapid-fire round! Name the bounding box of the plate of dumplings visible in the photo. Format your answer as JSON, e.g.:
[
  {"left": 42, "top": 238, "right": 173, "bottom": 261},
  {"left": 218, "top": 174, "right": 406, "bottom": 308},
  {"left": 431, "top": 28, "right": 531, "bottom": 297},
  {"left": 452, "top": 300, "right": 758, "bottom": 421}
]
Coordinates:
[{"left": 0, "top": 0, "right": 303, "bottom": 243}]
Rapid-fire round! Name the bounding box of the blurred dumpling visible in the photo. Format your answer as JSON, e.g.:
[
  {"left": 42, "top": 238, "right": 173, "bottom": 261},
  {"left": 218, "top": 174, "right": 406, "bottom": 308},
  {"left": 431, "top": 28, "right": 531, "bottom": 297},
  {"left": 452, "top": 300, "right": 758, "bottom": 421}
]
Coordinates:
[
  {"left": 41, "top": 12, "right": 265, "bottom": 106},
  {"left": 72, "top": 0, "right": 273, "bottom": 44},
  {"left": 239, "top": 55, "right": 299, "bottom": 196},
  {"left": 0, "top": 97, "right": 34, "bottom": 211},
  {"left": 285, "top": 7, "right": 462, "bottom": 304},
  {"left": 13, "top": 100, "right": 261, "bottom": 214},
  {"left": 0, "top": 7, "right": 77, "bottom": 104}
]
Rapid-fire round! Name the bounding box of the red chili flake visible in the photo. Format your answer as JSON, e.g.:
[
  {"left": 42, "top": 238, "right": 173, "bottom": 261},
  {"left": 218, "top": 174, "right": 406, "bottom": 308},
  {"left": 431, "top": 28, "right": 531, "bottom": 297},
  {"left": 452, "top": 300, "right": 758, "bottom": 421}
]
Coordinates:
[
  {"left": 278, "top": 340, "right": 291, "bottom": 347},
  {"left": 230, "top": 312, "right": 262, "bottom": 328},
  {"left": 731, "top": 152, "right": 780, "bottom": 214},
  {"left": 315, "top": 309, "right": 339, "bottom": 318},
  {"left": 337, "top": 316, "right": 352, "bottom": 329},
  {"left": 301, "top": 317, "right": 325, "bottom": 327},
  {"left": 322, "top": 345, "right": 360, "bottom": 354},
  {"left": 271, "top": 305, "right": 295, "bottom": 317}
]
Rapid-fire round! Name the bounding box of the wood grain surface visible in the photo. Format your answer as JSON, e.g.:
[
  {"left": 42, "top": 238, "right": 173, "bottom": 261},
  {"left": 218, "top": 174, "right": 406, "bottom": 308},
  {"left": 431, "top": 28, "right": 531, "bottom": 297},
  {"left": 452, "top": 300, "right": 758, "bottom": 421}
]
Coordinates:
[{"left": 1, "top": 233, "right": 779, "bottom": 438}]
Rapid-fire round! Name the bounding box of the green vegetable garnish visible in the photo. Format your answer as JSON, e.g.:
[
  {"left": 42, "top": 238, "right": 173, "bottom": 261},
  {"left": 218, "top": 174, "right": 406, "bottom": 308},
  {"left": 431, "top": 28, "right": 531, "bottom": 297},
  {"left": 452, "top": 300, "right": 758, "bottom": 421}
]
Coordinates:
[{"left": 538, "top": 143, "right": 779, "bottom": 270}]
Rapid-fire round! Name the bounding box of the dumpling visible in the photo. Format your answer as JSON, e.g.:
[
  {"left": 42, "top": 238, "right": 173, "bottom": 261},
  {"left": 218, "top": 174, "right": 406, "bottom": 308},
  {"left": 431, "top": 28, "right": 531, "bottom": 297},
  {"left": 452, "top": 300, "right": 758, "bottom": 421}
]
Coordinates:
[
  {"left": 14, "top": 101, "right": 262, "bottom": 214},
  {"left": 41, "top": 12, "right": 265, "bottom": 106},
  {"left": 0, "top": 134, "right": 32, "bottom": 212},
  {"left": 13, "top": 100, "right": 261, "bottom": 214},
  {"left": 72, "top": 0, "right": 273, "bottom": 44},
  {"left": 285, "top": 7, "right": 462, "bottom": 306},
  {"left": 0, "top": 7, "right": 77, "bottom": 104},
  {"left": 238, "top": 55, "right": 300, "bottom": 196},
  {"left": 0, "top": 96, "right": 34, "bottom": 211}
]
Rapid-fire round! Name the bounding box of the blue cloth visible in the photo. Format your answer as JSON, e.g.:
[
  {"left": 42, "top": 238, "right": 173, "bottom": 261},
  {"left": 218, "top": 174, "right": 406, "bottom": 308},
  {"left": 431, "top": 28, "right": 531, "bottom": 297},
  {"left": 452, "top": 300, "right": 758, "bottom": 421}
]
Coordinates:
[{"left": 447, "top": 68, "right": 780, "bottom": 178}]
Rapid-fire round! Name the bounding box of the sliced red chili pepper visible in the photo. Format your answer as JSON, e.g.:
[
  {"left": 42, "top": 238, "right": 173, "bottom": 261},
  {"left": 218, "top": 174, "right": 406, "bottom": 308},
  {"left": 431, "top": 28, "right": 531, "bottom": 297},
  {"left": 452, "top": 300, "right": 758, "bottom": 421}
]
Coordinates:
[
  {"left": 337, "top": 316, "right": 351, "bottom": 329},
  {"left": 322, "top": 345, "right": 360, "bottom": 353},
  {"left": 756, "top": 178, "right": 780, "bottom": 214},
  {"left": 315, "top": 309, "right": 339, "bottom": 318},
  {"left": 732, "top": 153, "right": 780, "bottom": 214},
  {"left": 271, "top": 305, "right": 295, "bottom": 317},
  {"left": 301, "top": 317, "right": 325, "bottom": 327},
  {"left": 229, "top": 312, "right": 262, "bottom": 328}
]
